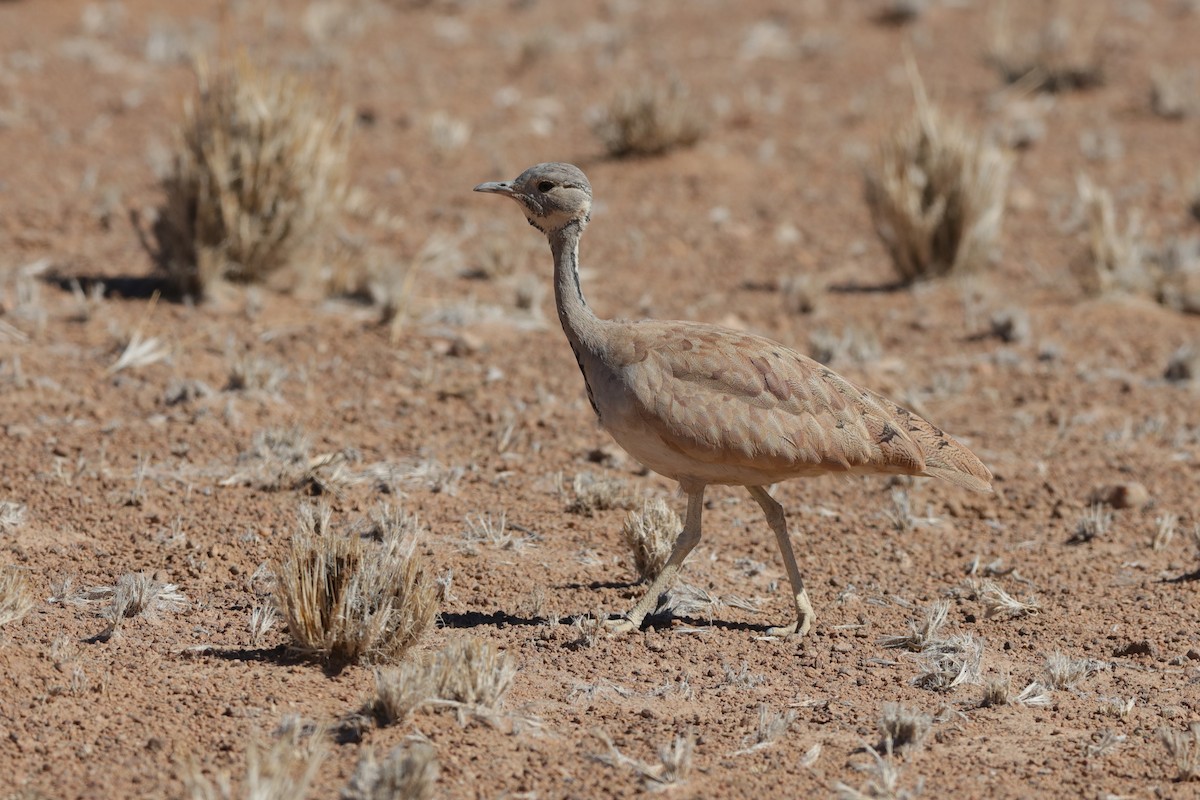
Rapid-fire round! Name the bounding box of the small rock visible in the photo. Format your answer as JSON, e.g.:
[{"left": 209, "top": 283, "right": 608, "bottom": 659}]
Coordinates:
[
  {"left": 448, "top": 332, "right": 484, "bottom": 357},
  {"left": 1088, "top": 482, "right": 1150, "bottom": 510},
  {"left": 1113, "top": 639, "right": 1157, "bottom": 658}
]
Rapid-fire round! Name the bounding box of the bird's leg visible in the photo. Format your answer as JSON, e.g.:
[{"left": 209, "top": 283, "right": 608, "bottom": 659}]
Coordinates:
[
  {"left": 604, "top": 486, "right": 705, "bottom": 634},
  {"left": 747, "top": 485, "right": 814, "bottom": 637}
]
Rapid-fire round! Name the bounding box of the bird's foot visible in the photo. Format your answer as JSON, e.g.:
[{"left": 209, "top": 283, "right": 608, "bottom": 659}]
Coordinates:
[
  {"left": 766, "top": 593, "right": 815, "bottom": 638},
  {"left": 601, "top": 613, "right": 640, "bottom": 635}
]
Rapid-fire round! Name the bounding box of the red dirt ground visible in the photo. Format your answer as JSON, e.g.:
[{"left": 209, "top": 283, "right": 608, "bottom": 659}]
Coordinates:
[{"left": 2, "top": 1, "right": 1200, "bottom": 798}]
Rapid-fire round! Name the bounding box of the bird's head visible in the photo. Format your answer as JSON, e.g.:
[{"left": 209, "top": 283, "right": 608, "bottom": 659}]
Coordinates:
[{"left": 474, "top": 162, "right": 592, "bottom": 236}]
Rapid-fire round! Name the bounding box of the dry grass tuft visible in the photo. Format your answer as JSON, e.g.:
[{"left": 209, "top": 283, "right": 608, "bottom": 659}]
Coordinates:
[
  {"left": 987, "top": 1, "right": 1106, "bottom": 92},
  {"left": 622, "top": 498, "right": 680, "bottom": 583},
  {"left": 592, "top": 727, "right": 696, "bottom": 792},
  {"left": 184, "top": 724, "right": 326, "bottom": 800},
  {"left": 881, "top": 600, "right": 981, "bottom": 691},
  {"left": 103, "top": 572, "right": 188, "bottom": 633},
  {"left": 373, "top": 636, "right": 516, "bottom": 725},
  {"left": 1043, "top": 651, "right": 1104, "bottom": 690},
  {"left": 1151, "top": 66, "right": 1200, "bottom": 120},
  {"left": 980, "top": 673, "right": 1011, "bottom": 707},
  {"left": 864, "top": 62, "right": 1011, "bottom": 284},
  {"left": 734, "top": 705, "right": 797, "bottom": 755},
  {"left": 0, "top": 566, "right": 34, "bottom": 629},
  {"left": 343, "top": 743, "right": 439, "bottom": 800},
  {"left": 373, "top": 661, "right": 437, "bottom": 725},
  {"left": 837, "top": 746, "right": 922, "bottom": 800},
  {"left": 567, "top": 472, "right": 634, "bottom": 516},
  {"left": 432, "top": 636, "right": 518, "bottom": 709},
  {"left": 1159, "top": 723, "right": 1200, "bottom": 782},
  {"left": 1070, "top": 503, "right": 1113, "bottom": 544},
  {"left": 911, "top": 635, "right": 983, "bottom": 692},
  {"left": 592, "top": 79, "right": 707, "bottom": 158},
  {"left": 154, "top": 58, "right": 352, "bottom": 298},
  {"left": 1070, "top": 175, "right": 1151, "bottom": 296},
  {"left": 275, "top": 504, "right": 436, "bottom": 665},
  {"left": 879, "top": 600, "right": 949, "bottom": 652},
  {"left": 1015, "top": 681, "right": 1053, "bottom": 707},
  {"left": 878, "top": 702, "right": 931, "bottom": 751},
  {"left": 977, "top": 579, "right": 1041, "bottom": 618},
  {"left": 0, "top": 500, "right": 26, "bottom": 532}
]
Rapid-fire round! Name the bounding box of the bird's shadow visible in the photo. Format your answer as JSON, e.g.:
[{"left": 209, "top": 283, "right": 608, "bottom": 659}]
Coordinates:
[
  {"left": 827, "top": 279, "right": 910, "bottom": 294},
  {"left": 1163, "top": 569, "right": 1200, "bottom": 584},
  {"left": 439, "top": 607, "right": 774, "bottom": 636}
]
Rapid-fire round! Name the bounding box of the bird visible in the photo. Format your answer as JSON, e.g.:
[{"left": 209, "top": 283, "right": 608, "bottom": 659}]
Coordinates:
[{"left": 474, "top": 162, "right": 992, "bottom": 637}]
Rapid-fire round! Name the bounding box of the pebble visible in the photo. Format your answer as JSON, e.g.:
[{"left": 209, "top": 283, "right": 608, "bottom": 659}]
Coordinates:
[{"left": 1088, "top": 482, "right": 1149, "bottom": 510}]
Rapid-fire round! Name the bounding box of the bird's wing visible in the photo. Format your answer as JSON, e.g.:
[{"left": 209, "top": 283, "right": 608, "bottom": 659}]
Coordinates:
[{"left": 609, "top": 320, "right": 932, "bottom": 478}]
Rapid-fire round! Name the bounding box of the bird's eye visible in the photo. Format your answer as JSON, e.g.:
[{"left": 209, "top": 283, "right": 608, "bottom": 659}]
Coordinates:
[{"left": 537, "top": 181, "right": 554, "bottom": 193}]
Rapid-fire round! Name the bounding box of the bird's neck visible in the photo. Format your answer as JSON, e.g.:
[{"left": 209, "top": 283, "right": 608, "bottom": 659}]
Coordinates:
[{"left": 549, "top": 221, "right": 603, "bottom": 351}]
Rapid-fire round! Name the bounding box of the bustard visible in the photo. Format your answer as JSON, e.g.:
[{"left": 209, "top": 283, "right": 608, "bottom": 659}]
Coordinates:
[{"left": 474, "top": 162, "right": 992, "bottom": 637}]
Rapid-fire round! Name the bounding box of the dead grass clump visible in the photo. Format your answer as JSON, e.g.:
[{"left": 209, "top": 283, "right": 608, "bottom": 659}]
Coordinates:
[
  {"left": 0, "top": 567, "right": 34, "bottom": 629},
  {"left": 1151, "top": 66, "right": 1200, "bottom": 120},
  {"left": 1015, "top": 681, "right": 1053, "bottom": 707},
  {"left": 373, "top": 661, "right": 437, "bottom": 725},
  {"left": 592, "top": 79, "right": 707, "bottom": 158},
  {"left": 734, "top": 704, "right": 797, "bottom": 755},
  {"left": 226, "top": 428, "right": 358, "bottom": 495},
  {"left": 431, "top": 637, "right": 517, "bottom": 709},
  {"left": 1159, "top": 723, "right": 1200, "bottom": 782},
  {"left": 154, "top": 58, "right": 352, "bottom": 298},
  {"left": 373, "top": 636, "right": 516, "bottom": 725},
  {"left": 0, "top": 500, "right": 26, "bottom": 532},
  {"left": 226, "top": 354, "right": 287, "bottom": 393},
  {"left": 837, "top": 746, "right": 922, "bottom": 800},
  {"left": 1071, "top": 175, "right": 1151, "bottom": 296},
  {"left": 879, "top": 600, "right": 949, "bottom": 652},
  {"left": 987, "top": 1, "right": 1106, "bottom": 92},
  {"left": 231, "top": 427, "right": 312, "bottom": 490},
  {"left": 980, "top": 674, "right": 1011, "bottom": 707},
  {"left": 622, "top": 498, "right": 680, "bottom": 583},
  {"left": 878, "top": 703, "right": 931, "bottom": 752},
  {"left": 881, "top": 600, "right": 981, "bottom": 691},
  {"left": 1165, "top": 344, "right": 1200, "bottom": 383},
  {"left": 911, "top": 635, "right": 983, "bottom": 692},
  {"left": 567, "top": 472, "right": 634, "bottom": 516},
  {"left": 977, "top": 579, "right": 1041, "bottom": 618},
  {"left": 275, "top": 504, "right": 436, "bottom": 665},
  {"left": 1156, "top": 237, "right": 1200, "bottom": 314},
  {"left": 103, "top": 572, "right": 188, "bottom": 633},
  {"left": 343, "top": 744, "right": 439, "bottom": 800},
  {"left": 1070, "top": 503, "right": 1113, "bottom": 544},
  {"left": 592, "top": 727, "right": 696, "bottom": 792},
  {"left": 184, "top": 725, "right": 326, "bottom": 800},
  {"left": 1042, "top": 651, "right": 1104, "bottom": 690},
  {"left": 864, "top": 66, "right": 1011, "bottom": 283}
]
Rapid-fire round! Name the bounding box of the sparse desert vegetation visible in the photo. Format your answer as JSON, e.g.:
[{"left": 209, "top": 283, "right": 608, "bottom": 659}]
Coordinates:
[
  {"left": 153, "top": 58, "right": 353, "bottom": 298},
  {"left": 592, "top": 79, "right": 707, "bottom": 158},
  {"left": 863, "top": 65, "right": 1011, "bottom": 283},
  {"left": 3, "top": 0, "right": 1200, "bottom": 797},
  {"left": 275, "top": 504, "right": 437, "bottom": 665}
]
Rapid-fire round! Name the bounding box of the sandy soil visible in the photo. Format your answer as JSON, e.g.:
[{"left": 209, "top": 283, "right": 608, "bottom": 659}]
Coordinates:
[{"left": 2, "top": 0, "right": 1200, "bottom": 797}]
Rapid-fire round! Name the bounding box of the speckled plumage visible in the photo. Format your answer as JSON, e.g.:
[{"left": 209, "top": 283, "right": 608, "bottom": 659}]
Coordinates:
[{"left": 475, "top": 162, "right": 992, "bottom": 637}]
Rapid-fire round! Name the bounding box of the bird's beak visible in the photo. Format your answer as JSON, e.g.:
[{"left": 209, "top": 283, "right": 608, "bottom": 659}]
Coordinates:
[{"left": 473, "top": 180, "right": 514, "bottom": 196}]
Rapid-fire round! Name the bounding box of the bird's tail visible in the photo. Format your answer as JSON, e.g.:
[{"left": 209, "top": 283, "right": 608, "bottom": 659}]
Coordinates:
[{"left": 874, "top": 392, "right": 994, "bottom": 493}]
